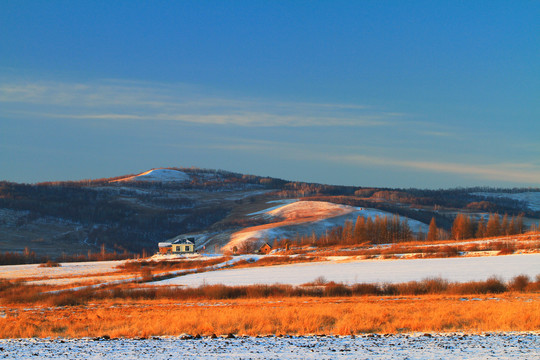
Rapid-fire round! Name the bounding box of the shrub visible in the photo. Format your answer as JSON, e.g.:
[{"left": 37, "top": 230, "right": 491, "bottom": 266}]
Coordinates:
[
  {"left": 313, "top": 276, "right": 328, "bottom": 285},
  {"left": 436, "top": 246, "right": 460, "bottom": 258},
  {"left": 201, "top": 284, "right": 246, "bottom": 299},
  {"left": 509, "top": 275, "right": 530, "bottom": 292},
  {"left": 381, "top": 283, "right": 398, "bottom": 296},
  {"left": 39, "top": 260, "right": 61, "bottom": 267},
  {"left": 351, "top": 283, "right": 381, "bottom": 296},
  {"left": 497, "top": 247, "right": 514, "bottom": 255},
  {"left": 140, "top": 267, "right": 153, "bottom": 282},
  {"left": 484, "top": 277, "right": 507, "bottom": 293},
  {"left": 422, "top": 277, "right": 449, "bottom": 293},
  {"left": 324, "top": 282, "right": 352, "bottom": 297},
  {"left": 394, "top": 281, "right": 427, "bottom": 295},
  {"left": 451, "top": 277, "right": 507, "bottom": 294}
]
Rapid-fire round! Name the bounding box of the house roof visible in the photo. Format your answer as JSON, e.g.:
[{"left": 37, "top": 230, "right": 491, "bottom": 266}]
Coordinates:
[
  {"left": 172, "top": 237, "right": 195, "bottom": 245},
  {"left": 158, "top": 242, "right": 172, "bottom": 248}
]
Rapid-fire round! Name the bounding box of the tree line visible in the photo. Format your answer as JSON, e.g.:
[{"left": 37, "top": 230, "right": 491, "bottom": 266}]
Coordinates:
[
  {"left": 449, "top": 213, "right": 526, "bottom": 240},
  {"left": 273, "top": 214, "right": 415, "bottom": 249},
  {"left": 270, "top": 212, "right": 531, "bottom": 250},
  {"left": 0, "top": 245, "right": 139, "bottom": 266}
]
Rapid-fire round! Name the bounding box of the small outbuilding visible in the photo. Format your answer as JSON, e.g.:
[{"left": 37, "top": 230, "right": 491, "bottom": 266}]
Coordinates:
[
  {"left": 158, "top": 242, "right": 172, "bottom": 254},
  {"left": 257, "top": 242, "right": 272, "bottom": 255}
]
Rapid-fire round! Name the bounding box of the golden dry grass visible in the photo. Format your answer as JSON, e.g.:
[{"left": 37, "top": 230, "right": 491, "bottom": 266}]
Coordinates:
[{"left": 1, "top": 294, "right": 538, "bottom": 338}]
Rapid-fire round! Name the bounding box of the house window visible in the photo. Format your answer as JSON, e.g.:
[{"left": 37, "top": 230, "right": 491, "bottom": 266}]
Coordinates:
[{"left": 185, "top": 246, "right": 190, "bottom": 252}]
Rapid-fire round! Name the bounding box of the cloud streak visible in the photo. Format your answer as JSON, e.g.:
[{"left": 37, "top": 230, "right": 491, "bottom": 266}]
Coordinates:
[
  {"left": 332, "top": 154, "right": 540, "bottom": 184},
  {"left": 166, "top": 134, "right": 540, "bottom": 185},
  {"left": 0, "top": 79, "right": 403, "bottom": 128}
]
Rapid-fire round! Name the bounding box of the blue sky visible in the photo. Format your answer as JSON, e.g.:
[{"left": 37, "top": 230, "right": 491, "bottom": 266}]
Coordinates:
[{"left": 1, "top": 1, "right": 539, "bottom": 188}]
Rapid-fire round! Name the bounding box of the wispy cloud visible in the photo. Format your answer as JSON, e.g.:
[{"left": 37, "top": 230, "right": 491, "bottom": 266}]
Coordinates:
[
  {"left": 420, "top": 130, "right": 457, "bottom": 138},
  {"left": 0, "top": 79, "right": 405, "bottom": 127},
  {"left": 184, "top": 136, "right": 540, "bottom": 184},
  {"left": 26, "top": 111, "right": 393, "bottom": 127},
  {"left": 331, "top": 154, "right": 540, "bottom": 184},
  {"left": 167, "top": 136, "right": 540, "bottom": 184}
]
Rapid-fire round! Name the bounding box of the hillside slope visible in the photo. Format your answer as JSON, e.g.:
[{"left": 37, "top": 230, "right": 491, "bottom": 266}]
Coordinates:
[{"left": 222, "top": 201, "right": 429, "bottom": 253}]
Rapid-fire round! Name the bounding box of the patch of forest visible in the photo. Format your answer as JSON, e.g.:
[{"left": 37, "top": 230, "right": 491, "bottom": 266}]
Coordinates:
[{"left": 0, "top": 181, "right": 230, "bottom": 253}]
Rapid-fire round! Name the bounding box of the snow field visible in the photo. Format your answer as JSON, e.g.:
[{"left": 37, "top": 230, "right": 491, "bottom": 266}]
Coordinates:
[
  {"left": 0, "top": 333, "right": 537, "bottom": 360},
  {"left": 0, "top": 260, "right": 126, "bottom": 280},
  {"left": 152, "top": 253, "right": 540, "bottom": 287}
]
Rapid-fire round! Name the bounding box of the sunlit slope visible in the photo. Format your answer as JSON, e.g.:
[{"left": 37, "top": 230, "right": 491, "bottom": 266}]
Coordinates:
[{"left": 223, "top": 201, "right": 428, "bottom": 252}]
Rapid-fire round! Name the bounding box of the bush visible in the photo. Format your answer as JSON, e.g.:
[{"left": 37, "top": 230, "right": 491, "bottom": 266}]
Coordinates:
[
  {"left": 324, "top": 282, "right": 352, "bottom": 297},
  {"left": 395, "top": 281, "right": 427, "bottom": 295},
  {"left": 483, "top": 277, "right": 507, "bottom": 293},
  {"left": 497, "top": 247, "right": 514, "bottom": 255},
  {"left": 313, "top": 276, "right": 328, "bottom": 285},
  {"left": 201, "top": 284, "right": 246, "bottom": 299},
  {"left": 39, "top": 260, "right": 61, "bottom": 267},
  {"left": 423, "top": 277, "right": 449, "bottom": 293},
  {"left": 509, "top": 275, "right": 530, "bottom": 292},
  {"left": 140, "top": 267, "right": 153, "bottom": 282},
  {"left": 451, "top": 277, "right": 507, "bottom": 294},
  {"left": 436, "top": 246, "right": 460, "bottom": 258},
  {"left": 351, "top": 283, "right": 381, "bottom": 296}
]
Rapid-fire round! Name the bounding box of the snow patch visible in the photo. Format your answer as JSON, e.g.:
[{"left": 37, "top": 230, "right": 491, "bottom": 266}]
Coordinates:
[
  {"left": 266, "top": 201, "right": 354, "bottom": 220},
  {"left": 472, "top": 192, "right": 540, "bottom": 211},
  {"left": 115, "top": 169, "right": 191, "bottom": 183}
]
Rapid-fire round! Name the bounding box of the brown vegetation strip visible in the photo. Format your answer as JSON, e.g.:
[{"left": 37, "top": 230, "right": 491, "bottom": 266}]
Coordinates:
[
  {"left": 1, "top": 275, "right": 539, "bottom": 306},
  {"left": 0, "top": 295, "right": 538, "bottom": 338}
]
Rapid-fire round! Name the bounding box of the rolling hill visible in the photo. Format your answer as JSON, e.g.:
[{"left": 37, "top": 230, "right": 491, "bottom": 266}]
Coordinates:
[{"left": 0, "top": 167, "right": 539, "bottom": 259}]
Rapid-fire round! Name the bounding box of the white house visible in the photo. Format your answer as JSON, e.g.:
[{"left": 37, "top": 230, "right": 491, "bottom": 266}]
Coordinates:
[{"left": 159, "top": 236, "right": 196, "bottom": 254}]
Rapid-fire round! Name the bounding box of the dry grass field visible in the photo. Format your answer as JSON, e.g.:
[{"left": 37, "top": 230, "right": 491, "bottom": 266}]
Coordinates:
[{"left": 0, "top": 294, "right": 538, "bottom": 338}]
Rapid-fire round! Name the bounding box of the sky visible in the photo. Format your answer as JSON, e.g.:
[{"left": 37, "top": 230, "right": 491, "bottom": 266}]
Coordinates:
[{"left": 1, "top": 1, "right": 539, "bottom": 188}]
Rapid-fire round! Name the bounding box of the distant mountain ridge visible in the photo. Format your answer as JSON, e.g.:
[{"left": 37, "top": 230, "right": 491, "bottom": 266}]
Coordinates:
[{"left": 0, "top": 167, "right": 538, "bottom": 258}]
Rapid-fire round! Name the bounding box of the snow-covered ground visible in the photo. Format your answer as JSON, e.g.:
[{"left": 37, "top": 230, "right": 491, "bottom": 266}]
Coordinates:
[
  {"left": 0, "top": 333, "right": 537, "bottom": 359},
  {"left": 0, "top": 260, "right": 125, "bottom": 280},
  {"left": 151, "top": 253, "right": 540, "bottom": 287},
  {"left": 247, "top": 199, "right": 299, "bottom": 216},
  {"left": 0, "top": 255, "right": 263, "bottom": 287},
  {"left": 472, "top": 192, "right": 540, "bottom": 212},
  {"left": 266, "top": 201, "right": 354, "bottom": 220}
]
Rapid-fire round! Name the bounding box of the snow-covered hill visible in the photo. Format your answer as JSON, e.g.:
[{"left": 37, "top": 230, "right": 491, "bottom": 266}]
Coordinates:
[
  {"left": 222, "top": 201, "right": 428, "bottom": 253},
  {"left": 113, "top": 168, "right": 191, "bottom": 183}
]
